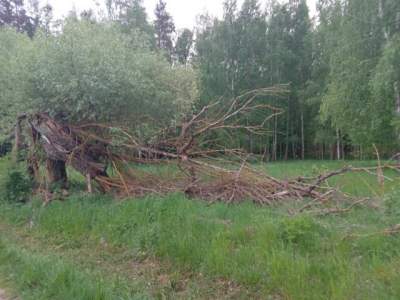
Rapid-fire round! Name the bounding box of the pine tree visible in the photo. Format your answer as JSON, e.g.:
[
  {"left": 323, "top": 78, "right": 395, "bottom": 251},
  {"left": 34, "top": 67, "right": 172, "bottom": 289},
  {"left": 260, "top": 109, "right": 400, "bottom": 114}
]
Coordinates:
[{"left": 154, "top": 0, "right": 175, "bottom": 62}]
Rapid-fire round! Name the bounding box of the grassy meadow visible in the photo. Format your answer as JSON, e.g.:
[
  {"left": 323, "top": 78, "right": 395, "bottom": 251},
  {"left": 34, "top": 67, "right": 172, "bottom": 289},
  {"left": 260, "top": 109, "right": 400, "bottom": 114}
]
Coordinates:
[{"left": 0, "top": 157, "right": 400, "bottom": 299}]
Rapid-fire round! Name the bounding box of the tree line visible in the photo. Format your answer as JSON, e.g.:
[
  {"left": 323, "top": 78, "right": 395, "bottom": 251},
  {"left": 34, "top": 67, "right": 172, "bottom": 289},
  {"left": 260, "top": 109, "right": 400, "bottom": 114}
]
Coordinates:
[{"left": 1, "top": 0, "right": 399, "bottom": 160}]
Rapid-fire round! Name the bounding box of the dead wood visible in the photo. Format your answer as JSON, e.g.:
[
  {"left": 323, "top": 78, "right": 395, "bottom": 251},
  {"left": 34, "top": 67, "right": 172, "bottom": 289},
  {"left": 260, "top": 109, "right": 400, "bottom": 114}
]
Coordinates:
[{"left": 11, "top": 87, "right": 400, "bottom": 210}]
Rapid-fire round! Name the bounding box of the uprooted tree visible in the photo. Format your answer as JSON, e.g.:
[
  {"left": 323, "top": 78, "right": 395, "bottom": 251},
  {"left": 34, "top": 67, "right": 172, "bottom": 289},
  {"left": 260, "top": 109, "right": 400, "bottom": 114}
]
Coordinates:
[{"left": 12, "top": 87, "right": 399, "bottom": 209}]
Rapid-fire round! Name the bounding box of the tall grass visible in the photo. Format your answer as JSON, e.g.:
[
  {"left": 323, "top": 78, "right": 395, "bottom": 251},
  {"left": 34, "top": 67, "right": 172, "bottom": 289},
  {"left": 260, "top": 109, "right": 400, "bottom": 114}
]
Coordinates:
[
  {"left": 0, "top": 236, "right": 148, "bottom": 300},
  {"left": 1, "top": 193, "right": 400, "bottom": 299},
  {"left": 0, "top": 157, "right": 400, "bottom": 299}
]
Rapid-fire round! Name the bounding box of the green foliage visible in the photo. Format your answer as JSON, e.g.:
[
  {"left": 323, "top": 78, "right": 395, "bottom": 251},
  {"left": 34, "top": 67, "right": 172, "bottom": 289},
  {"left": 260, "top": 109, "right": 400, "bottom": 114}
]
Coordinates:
[
  {"left": 319, "top": 0, "right": 400, "bottom": 149},
  {"left": 195, "top": 0, "right": 312, "bottom": 157},
  {"left": 154, "top": 0, "right": 175, "bottom": 62},
  {"left": 0, "top": 27, "right": 35, "bottom": 140},
  {"left": 194, "top": 0, "right": 400, "bottom": 158},
  {"left": 372, "top": 35, "right": 400, "bottom": 134},
  {"left": 2, "top": 0, "right": 400, "bottom": 160},
  {"left": 31, "top": 21, "right": 196, "bottom": 126},
  {"left": 4, "top": 168, "right": 32, "bottom": 203},
  {"left": 0, "top": 0, "right": 38, "bottom": 37},
  {"left": 174, "top": 28, "right": 193, "bottom": 64},
  {"left": 106, "top": 0, "right": 156, "bottom": 47},
  {"left": 0, "top": 20, "right": 198, "bottom": 140}
]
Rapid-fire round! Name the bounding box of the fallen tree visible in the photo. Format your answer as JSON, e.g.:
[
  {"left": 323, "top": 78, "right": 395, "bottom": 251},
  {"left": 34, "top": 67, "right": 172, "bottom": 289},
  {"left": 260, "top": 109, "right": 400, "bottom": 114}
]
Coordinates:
[{"left": 12, "top": 87, "right": 399, "bottom": 207}]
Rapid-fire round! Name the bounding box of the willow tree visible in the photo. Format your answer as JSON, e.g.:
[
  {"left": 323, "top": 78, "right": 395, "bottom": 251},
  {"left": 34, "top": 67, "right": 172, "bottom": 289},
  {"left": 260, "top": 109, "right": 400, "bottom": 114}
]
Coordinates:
[{"left": 1, "top": 19, "right": 198, "bottom": 188}]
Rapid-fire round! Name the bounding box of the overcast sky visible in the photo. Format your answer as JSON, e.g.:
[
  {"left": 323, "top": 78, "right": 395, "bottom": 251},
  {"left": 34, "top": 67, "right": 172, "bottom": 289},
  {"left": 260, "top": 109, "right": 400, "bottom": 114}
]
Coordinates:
[{"left": 47, "top": 0, "right": 317, "bottom": 29}]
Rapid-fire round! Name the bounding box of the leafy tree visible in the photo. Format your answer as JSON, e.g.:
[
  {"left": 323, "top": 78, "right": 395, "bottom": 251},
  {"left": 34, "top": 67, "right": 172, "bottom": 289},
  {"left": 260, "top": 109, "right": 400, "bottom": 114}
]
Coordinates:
[
  {"left": 372, "top": 36, "right": 400, "bottom": 142},
  {"left": 195, "top": 16, "right": 226, "bottom": 103},
  {"left": 0, "top": 0, "right": 36, "bottom": 37},
  {"left": 0, "top": 27, "right": 34, "bottom": 139},
  {"left": 196, "top": 0, "right": 313, "bottom": 158},
  {"left": 195, "top": 0, "right": 240, "bottom": 102},
  {"left": 0, "top": 21, "right": 198, "bottom": 140},
  {"left": 319, "top": 0, "right": 394, "bottom": 152},
  {"left": 106, "top": 0, "right": 155, "bottom": 46},
  {"left": 175, "top": 28, "right": 193, "bottom": 64},
  {"left": 123, "top": 0, "right": 154, "bottom": 36},
  {"left": 31, "top": 21, "right": 196, "bottom": 128},
  {"left": 2, "top": 0, "right": 400, "bottom": 159},
  {"left": 38, "top": 3, "right": 53, "bottom": 34}
]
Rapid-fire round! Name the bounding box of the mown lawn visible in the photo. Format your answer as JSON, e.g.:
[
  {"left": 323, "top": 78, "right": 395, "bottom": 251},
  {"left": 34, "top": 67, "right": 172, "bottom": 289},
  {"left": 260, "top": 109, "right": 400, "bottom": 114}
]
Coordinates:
[{"left": 0, "top": 157, "right": 400, "bottom": 299}]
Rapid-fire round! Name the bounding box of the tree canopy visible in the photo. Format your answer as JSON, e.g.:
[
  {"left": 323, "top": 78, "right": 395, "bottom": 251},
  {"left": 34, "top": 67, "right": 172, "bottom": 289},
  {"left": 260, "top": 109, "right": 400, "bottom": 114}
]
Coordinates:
[
  {"left": 0, "top": 18, "right": 197, "bottom": 139},
  {"left": 1, "top": 0, "right": 400, "bottom": 159}
]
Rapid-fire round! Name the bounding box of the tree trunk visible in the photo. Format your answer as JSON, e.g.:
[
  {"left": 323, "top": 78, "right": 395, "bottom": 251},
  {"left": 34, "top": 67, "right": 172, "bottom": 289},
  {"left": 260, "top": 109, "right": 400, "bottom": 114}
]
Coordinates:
[
  {"left": 284, "top": 127, "right": 289, "bottom": 160},
  {"left": 292, "top": 140, "right": 296, "bottom": 159},
  {"left": 301, "top": 110, "right": 305, "bottom": 160},
  {"left": 12, "top": 120, "right": 22, "bottom": 163},
  {"left": 264, "top": 125, "right": 270, "bottom": 162},
  {"left": 284, "top": 97, "right": 290, "bottom": 160},
  {"left": 379, "top": 0, "right": 400, "bottom": 140},
  {"left": 86, "top": 173, "right": 93, "bottom": 193},
  {"left": 379, "top": 0, "right": 389, "bottom": 41},
  {"left": 46, "top": 159, "right": 68, "bottom": 189},
  {"left": 247, "top": 118, "right": 253, "bottom": 153},
  {"left": 341, "top": 140, "right": 345, "bottom": 160},
  {"left": 394, "top": 81, "right": 400, "bottom": 116},
  {"left": 336, "top": 128, "right": 341, "bottom": 160},
  {"left": 273, "top": 114, "right": 278, "bottom": 161}
]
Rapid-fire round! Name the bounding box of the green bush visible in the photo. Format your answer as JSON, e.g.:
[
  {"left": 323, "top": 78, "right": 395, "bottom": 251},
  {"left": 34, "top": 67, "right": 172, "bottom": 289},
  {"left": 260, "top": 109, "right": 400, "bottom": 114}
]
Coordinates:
[{"left": 4, "top": 169, "right": 32, "bottom": 203}]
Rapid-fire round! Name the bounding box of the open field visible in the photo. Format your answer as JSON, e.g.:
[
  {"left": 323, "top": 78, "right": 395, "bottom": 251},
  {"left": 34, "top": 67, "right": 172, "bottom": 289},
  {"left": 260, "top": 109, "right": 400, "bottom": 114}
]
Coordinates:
[{"left": 0, "top": 157, "right": 400, "bottom": 299}]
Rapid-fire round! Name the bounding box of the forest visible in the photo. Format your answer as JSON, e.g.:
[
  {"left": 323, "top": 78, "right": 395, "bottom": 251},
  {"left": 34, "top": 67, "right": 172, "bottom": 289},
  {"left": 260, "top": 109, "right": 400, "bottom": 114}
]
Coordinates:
[
  {"left": 1, "top": 0, "right": 400, "bottom": 160},
  {"left": 1, "top": 0, "right": 400, "bottom": 299}
]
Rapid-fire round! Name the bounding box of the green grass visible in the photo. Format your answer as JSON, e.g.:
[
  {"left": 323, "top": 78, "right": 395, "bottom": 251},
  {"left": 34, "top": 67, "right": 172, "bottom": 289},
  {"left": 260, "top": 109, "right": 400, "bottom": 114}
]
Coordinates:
[
  {"left": 261, "top": 160, "right": 399, "bottom": 197},
  {"left": 0, "top": 157, "right": 400, "bottom": 299},
  {"left": 0, "top": 236, "right": 146, "bottom": 300}
]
